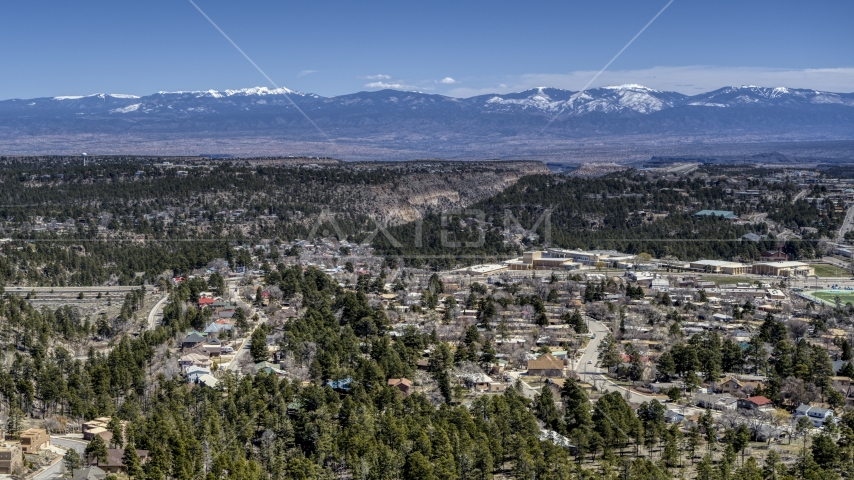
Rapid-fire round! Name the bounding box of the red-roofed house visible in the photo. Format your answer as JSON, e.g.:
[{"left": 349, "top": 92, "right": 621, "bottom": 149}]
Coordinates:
[
  {"left": 738, "top": 396, "right": 774, "bottom": 411},
  {"left": 619, "top": 353, "right": 650, "bottom": 364}
]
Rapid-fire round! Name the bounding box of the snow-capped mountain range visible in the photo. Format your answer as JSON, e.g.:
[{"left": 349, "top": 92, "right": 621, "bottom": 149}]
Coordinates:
[{"left": 1, "top": 84, "right": 853, "bottom": 147}]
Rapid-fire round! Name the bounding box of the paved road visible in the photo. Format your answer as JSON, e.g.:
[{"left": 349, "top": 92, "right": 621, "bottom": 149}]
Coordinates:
[
  {"left": 225, "top": 281, "right": 260, "bottom": 372},
  {"left": 574, "top": 319, "right": 658, "bottom": 404},
  {"left": 32, "top": 437, "right": 88, "bottom": 480},
  {"left": 6, "top": 285, "right": 147, "bottom": 295},
  {"left": 146, "top": 294, "right": 170, "bottom": 330},
  {"left": 837, "top": 204, "right": 854, "bottom": 242},
  {"left": 793, "top": 189, "right": 808, "bottom": 203}
]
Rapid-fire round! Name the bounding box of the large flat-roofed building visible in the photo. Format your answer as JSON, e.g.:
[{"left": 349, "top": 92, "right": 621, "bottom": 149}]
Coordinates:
[
  {"left": 0, "top": 444, "right": 23, "bottom": 475},
  {"left": 506, "top": 251, "right": 580, "bottom": 271},
  {"left": 19, "top": 428, "right": 50, "bottom": 454},
  {"left": 547, "top": 248, "right": 606, "bottom": 265},
  {"left": 751, "top": 261, "right": 814, "bottom": 277},
  {"left": 455, "top": 264, "right": 507, "bottom": 275},
  {"left": 689, "top": 260, "right": 749, "bottom": 275}
]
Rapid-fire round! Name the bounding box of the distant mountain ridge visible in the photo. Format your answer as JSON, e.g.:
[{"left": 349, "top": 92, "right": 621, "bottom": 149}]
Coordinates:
[{"left": 1, "top": 84, "right": 853, "bottom": 158}]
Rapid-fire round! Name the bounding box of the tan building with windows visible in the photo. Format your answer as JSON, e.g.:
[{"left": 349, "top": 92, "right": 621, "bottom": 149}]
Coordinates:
[
  {"left": 751, "top": 261, "right": 814, "bottom": 277},
  {"left": 689, "top": 260, "right": 749, "bottom": 275},
  {"left": 0, "top": 443, "right": 23, "bottom": 474},
  {"left": 20, "top": 428, "right": 50, "bottom": 454}
]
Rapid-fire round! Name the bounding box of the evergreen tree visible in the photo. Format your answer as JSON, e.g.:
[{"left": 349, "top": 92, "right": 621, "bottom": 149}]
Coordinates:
[
  {"left": 85, "top": 434, "right": 109, "bottom": 464},
  {"left": 122, "top": 441, "right": 144, "bottom": 478},
  {"left": 64, "top": 448, "right": 82, "bottom": 475},
  {"left": 533, "top": 385, "right": 561, "bottom": 431},
  {"left": 250, "top": 324, "right": 269, "bottom": 363}
]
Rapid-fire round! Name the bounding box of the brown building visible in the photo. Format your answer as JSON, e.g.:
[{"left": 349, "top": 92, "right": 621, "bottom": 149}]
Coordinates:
[
  {"left": 760, "top": 250, "right": 789, "bottom": 262},
  {"left": 20, "top": 428, "right": 50, "bottom": 454},
  {"left": 88, "top": 448, "right": 149, "bottom": 474},
  {"left": 527, "top": 353, "right": 564, "bottom": 377},
  {"left": 387, "top": 378, "right": 412, "bottom": 397},
  {"left": 0, "top": 443, "right": 23, "bottom": 475}
]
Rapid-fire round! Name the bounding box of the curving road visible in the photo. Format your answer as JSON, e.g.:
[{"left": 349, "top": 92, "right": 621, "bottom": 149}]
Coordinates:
[
  {"left": 574, "top": 319, "right": 658, "bottom": 404},
  {"left": 146, "top": 294, "right": 170, "bottom": 330},
  {"left": 33, "top": 436, "right": 88, "bottom": 479}
]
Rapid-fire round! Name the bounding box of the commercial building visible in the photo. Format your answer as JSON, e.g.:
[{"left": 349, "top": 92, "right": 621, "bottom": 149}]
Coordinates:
[
  {"left": 456, "top": 264, "right": 508, "bottom": 275},
  {"left": 751, "top": 261, "right": 814, "bottom": 277},
  {"left": 689, "top": 260, "right": 749, "bottom": 275},
  {"left": 506, "top": 251, "right": 579, "bottom": 271}
]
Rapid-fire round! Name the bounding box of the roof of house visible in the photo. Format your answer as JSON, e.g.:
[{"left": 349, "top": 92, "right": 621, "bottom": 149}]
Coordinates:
[
  {"left": 72, "top": 466, "right": 107, "bottom": 480},
  {"left": 88, "top": 449, "right": 149, "bottom": 468},
  {"left": 196, "top": 374, "right": 220, "bottom": 388},
  {"left": 527, "top": 353, "right": 563, "bottom": 371},
  {"left": 183, "top": 332, "right": 206, "bottom": 344},
  {"left": 388, "top": 378, "right": 412, "bottom": 388},
  {"left": 746, "top": 395, "right": 773, "bottom": 406},
  {"left": 796, "top": 404, "right": 832, "bottom": 416}
]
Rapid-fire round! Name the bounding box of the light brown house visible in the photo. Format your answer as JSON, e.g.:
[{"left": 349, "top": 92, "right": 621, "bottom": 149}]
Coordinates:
[
  {"left": 717, "top": 376, "right": 762, "bottom": 397},
  {"left": 20, "top": 428, "right": 50, "bottom": 454},
  {"left": 88, "top": 448, "right": 149, "bottom": 474},
  {"left": 0, "top": 443, "right": 23, "bottom": 474},
  {"left": 387, "top": 378, "right": 412, "bottom": 397},
  {"left": 527, "top": 353, "right": 564, "bottom": 377},
  {"left": 82, "top": 417, "right": 112, "bottom": 440}
]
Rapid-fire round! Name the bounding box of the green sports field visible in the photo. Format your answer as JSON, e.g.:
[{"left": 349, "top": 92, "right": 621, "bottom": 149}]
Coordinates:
[
  {"left": 812, "top": 290, "right": 854, "bottom": 306},
  {"left": 812, "top": 263, "right": 851, "bottom": 277}
]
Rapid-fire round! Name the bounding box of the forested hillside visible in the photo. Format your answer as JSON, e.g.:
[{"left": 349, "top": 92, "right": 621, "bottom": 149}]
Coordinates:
[
  {"left": 374, "top": 171, "right": 832, "bottom": 269},
  {"left": 0, "top": 157, "right": 544, "bottom": 286}
]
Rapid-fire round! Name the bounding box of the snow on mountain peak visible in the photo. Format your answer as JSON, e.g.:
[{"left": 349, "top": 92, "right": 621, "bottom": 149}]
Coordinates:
[{"left": 603, "top": 84, "right": 658, "bottom": 92}]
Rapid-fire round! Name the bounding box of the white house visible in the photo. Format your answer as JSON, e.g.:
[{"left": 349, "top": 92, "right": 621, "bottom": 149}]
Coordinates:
[{"left": 794, "top": 404, "right": 834, "bottom": 427}]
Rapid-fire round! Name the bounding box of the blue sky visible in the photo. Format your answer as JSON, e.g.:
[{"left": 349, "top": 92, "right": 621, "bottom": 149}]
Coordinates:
[{"left": 1, "top": 0, "right": 852, "bottom": 99}]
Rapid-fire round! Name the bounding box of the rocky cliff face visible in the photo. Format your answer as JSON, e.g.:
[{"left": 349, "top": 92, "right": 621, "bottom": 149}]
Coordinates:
[{"left": 350, "top": 161, "right": 550, "bottom": 225}]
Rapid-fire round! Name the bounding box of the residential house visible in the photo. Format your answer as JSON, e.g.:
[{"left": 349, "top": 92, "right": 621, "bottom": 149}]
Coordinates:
[
  {"left": 185, "top": 366, "right": 211, "bottom": 383},
  {"left": 87, "top": 448, "right": 149, "bottom": 474},
  {"left": 718, "top": 376, "right": 762, "bottom": 397},
  {"left": 71, "top": 466, "right": 107, "bottom": 480},
  {"left": 527, "top": 353, "right": 564, "bottom": 377},
  {"left": 181, "top": 332, "right": 206, "bottom": 350},
  {"left": 20, "top": 428, "right": 50, "bottom": 454},
  {"left": 695, "top": 393, "right": 738, "bottom": 411},
  {"left": 179, "top": 352, "right": 212, "bottom": 371},
  {"left": 255, "top": 361, "right": 286, "bottom": 377},
  {"left": 738, "top": 396, "right": 775, "bottom": 412},
  {"left": 664, "top": 410, "right": 685, "bottom": 424},
  {"left": 0, "top": 443, "right": 23, "bottom": 474},
  {"left": 832, "top": 376, "right": 854, "bottom": 403},
  {"left": 82, "top": 417, "right": 113, "bottom": 441},
  {"left": 761, "top": 250, "right": 789, "bottom": 262},
  {"left": 457, "top": 373, "right": 494, "bottom": 391},
  {"left": 195, "top": 374, "right": 220, "bottom": 389},
  {"left": 794, "top": 404, "right": 834, "bottom": 427},
  {"left": 387, "top": 378, "right": 412, "bottom": 397}
]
